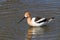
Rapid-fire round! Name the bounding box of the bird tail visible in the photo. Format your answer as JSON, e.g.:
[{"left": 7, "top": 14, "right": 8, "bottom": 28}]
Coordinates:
[
  {"left": 48, "top": 17, "right": 55, "bottom": 22},
  {"left": 51, "top": 17, "right": 55, "bottom": 19}
]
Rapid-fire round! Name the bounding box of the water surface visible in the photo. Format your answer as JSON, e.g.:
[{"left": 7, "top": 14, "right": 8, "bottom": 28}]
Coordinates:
[{"left": 0, "top": 0, "right": 60, "bottom": 40}]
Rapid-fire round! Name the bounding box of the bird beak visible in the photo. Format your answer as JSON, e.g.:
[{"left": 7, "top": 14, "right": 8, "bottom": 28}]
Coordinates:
[{"left": 18, "top": 17, "right": 25, "bottom": 23}]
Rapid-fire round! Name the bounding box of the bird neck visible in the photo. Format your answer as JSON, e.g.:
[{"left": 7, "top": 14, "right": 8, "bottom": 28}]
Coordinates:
[
  {"left": 27, "top": 16, "right": 32, "bottom": 25},
  {"left": 27, "top": 17, "right": 32, "bottom": 22}
]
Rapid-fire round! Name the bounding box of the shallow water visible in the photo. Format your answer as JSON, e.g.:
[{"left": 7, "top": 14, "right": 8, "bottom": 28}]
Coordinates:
[{"left": 0, "top": 0, "right": 60, "bottom": 40}]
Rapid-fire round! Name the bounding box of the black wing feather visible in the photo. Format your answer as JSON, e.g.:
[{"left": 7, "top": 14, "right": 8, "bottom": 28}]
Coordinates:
[
  {"left": 35, "top": 17, "right": 41, "bottom": 21},
  {"left": 35, "top": 17, "right": 48, "bottom": 23},
  {"left": 37, "top": 19, "right": 47, "bottom": 23}
]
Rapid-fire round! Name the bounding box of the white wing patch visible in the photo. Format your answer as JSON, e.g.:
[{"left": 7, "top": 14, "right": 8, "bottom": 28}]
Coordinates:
[
  {"left": 31, "top": 17, "right": 46, "bottom": 26},
  {"left": 32, "top": 17, "right": 36, "bottom": 22},
  {"left": 36, "top": 18, "right": 45, "bottom": 22}
]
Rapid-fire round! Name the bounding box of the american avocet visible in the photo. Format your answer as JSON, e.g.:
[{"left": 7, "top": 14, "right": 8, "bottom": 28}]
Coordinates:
[{"left": 18, "top": 11, "right": 54, "bottom": 27}]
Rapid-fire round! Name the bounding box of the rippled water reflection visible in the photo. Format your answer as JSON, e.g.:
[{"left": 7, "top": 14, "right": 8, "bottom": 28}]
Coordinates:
[{"left": 0, "top": 0, "right": 60, "bottom": 40}]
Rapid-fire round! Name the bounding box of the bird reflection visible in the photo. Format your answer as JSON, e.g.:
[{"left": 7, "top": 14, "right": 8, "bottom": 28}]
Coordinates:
[{"left": 25, "top": 25, "right": 50, "bottom": 40}]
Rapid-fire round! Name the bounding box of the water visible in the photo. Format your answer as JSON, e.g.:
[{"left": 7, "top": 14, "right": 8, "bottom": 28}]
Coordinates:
[{"left": 0, "top": 0, "right": 60, "bottom": 40}]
